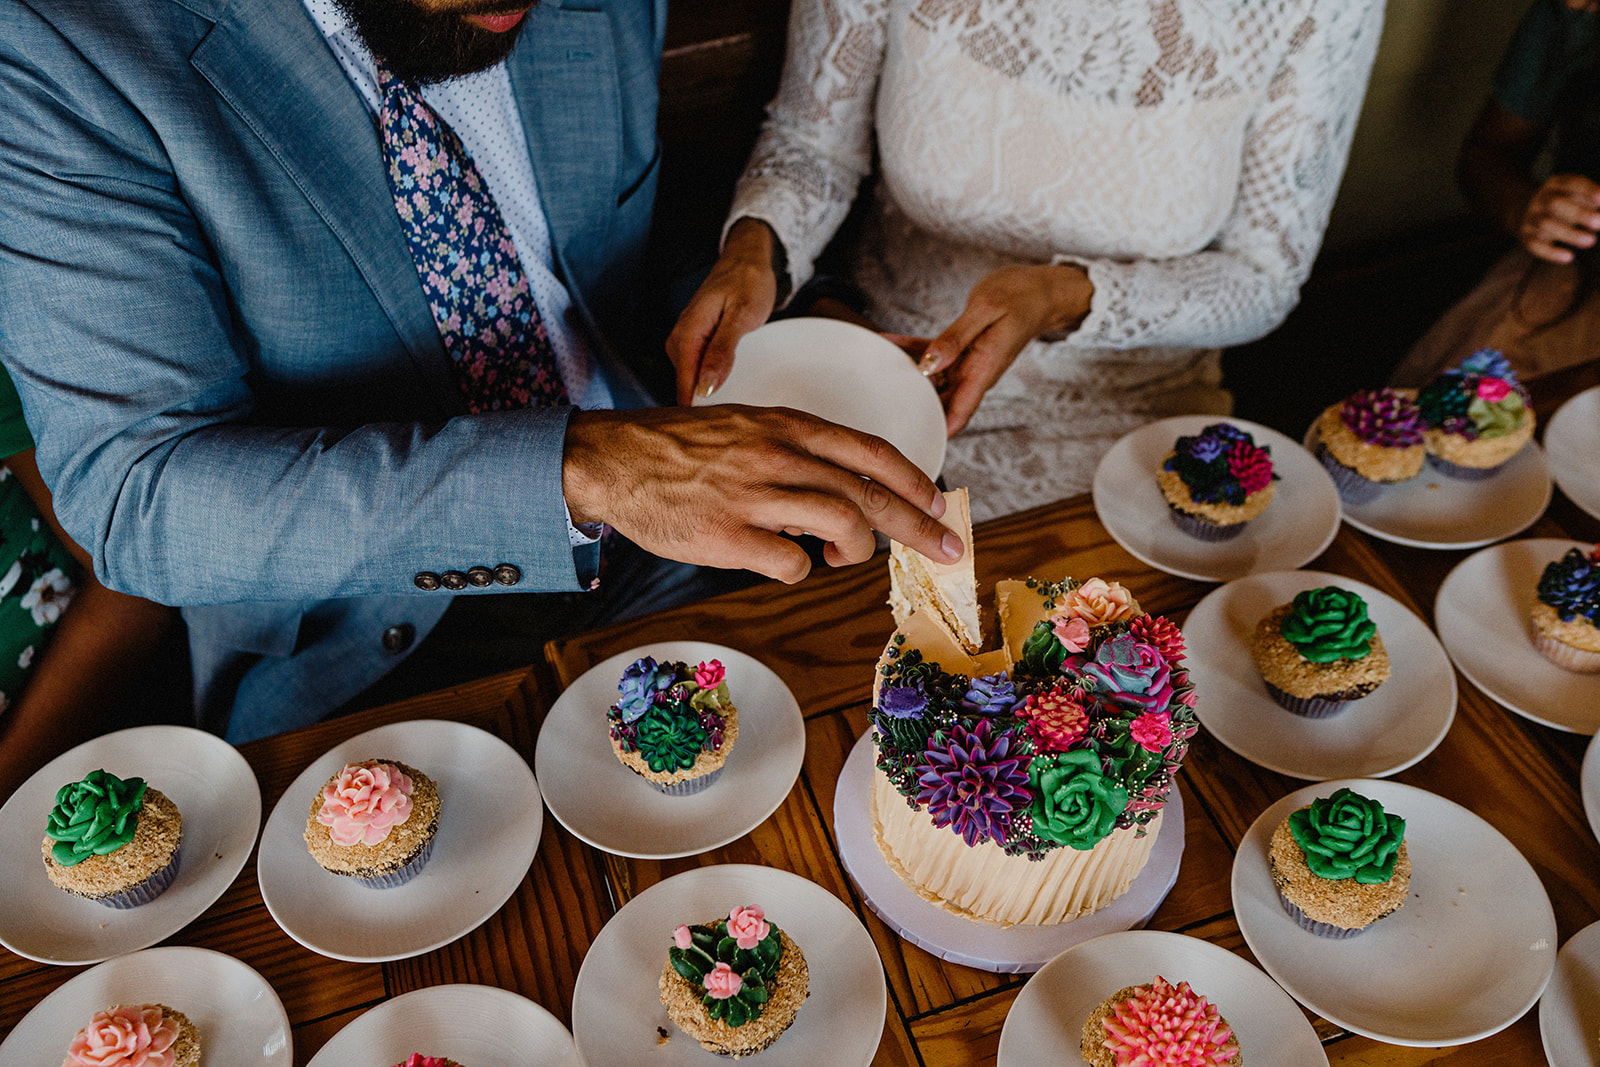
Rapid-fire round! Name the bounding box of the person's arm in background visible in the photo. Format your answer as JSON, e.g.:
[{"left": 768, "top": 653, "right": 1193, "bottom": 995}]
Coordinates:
[{"left": 0, "top": 449, "right": 176, "bottom": 803}]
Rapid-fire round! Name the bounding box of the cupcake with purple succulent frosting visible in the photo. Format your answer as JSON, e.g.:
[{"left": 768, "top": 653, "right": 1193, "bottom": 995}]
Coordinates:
[
  {"left": 1416, "top": 349, "right": 1535, "bottom": 479},
  {"left": 607, "top": 656, "right": 739, "bottom": 794},
  {"left": 1314, "top": 388, "right": 1426, "bottom": 503},
  {"left": 1531, "top": 545, "right": 1600, "bottom": 673},
  {"left": 1156, "top": 423, "right": 1278, "bottom": 541}
]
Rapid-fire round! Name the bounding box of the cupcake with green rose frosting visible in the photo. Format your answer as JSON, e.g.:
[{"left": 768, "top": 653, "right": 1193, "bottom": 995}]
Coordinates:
[
  {"left": 1248, "top": 586, "right": 1391, "bottom": 718},
  {"left": 607, "top": 656, "right": 739, "bottom": 795},
  {"left": 1268, "top": 787, "right": 1410, "bottom": 938},
  {"left": 41, "top": 768, "right": 183, "bottom": 908}
]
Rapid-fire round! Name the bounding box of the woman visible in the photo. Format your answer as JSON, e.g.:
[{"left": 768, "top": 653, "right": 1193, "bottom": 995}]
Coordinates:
[
  {"left": 1393, "top": 0, "right": 1600, "bottom": 387},
  {"left": 669, "top": 0, "right": 1385, "bottom": 521}
]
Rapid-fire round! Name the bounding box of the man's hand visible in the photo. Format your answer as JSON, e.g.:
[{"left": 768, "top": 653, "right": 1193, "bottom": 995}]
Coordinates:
[
  {"left": 665, "top": 218, "right": 783, "bottom": 405},
  {"left": 562, "top": 406, "right": 961, "bottom": 583}
]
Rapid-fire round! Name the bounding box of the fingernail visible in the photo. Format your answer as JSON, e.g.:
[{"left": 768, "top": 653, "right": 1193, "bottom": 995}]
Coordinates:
[
  {"left": 696, "top": 373, "right": 719, "bottom": 399},
  {"left": 918, "top": 353, "right": 939, "bottom": 376},
  {"left": 929, "top": 492, "right": 947, "bottom": 518},
  {"left": 940, "top": 531, "right": 964, "bottom": 561}
]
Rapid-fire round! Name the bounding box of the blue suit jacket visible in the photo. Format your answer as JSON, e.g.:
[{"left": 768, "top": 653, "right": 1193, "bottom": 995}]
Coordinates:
[{"left": 0, "top": 0, "right": 668, "bottom": 738}]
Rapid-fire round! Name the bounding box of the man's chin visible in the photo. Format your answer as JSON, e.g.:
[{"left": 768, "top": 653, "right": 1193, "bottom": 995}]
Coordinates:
[{"left": 334, "top": 0, "right": 529, "bottom": 84}]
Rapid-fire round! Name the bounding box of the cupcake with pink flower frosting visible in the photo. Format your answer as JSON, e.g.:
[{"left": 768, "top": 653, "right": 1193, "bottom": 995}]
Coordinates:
[
  {"left": 386, "top": 1057, "right": 463, "bottom": 1067},
  {"left": 1081, "top": 977, "right": 1241, "bottom": 1067},
  {"left": 62, "top": 1004, "right": 201, "bottom": 1067},
  {"left": 303, "top": 758, "right": 440, "bottom": 888},
  {"left": 1313, "top": 387, "right": 1426, "bottom": 503},
  {"left": 1157, "top": 422, "right": 1278, "bottom": 541},
  {"left": 1417, "top": 348, "right": 1535, "bottom": 479},
  {"left": 658, "top": 903, "right": 809, "bottom": 1058}
]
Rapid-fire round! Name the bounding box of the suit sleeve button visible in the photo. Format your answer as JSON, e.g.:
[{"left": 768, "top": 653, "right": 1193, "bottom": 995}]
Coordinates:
[
  {"left": 414, "top": 572, "right": 441, "bottom": 591},
  {"left": 493, "top": 563, "right": 521, "bottom": 586},
  {"left": 441, "top": 570, "right": 469, "bottom": 590},
  {"left": 381, "top": 623, "right": 415, "bottom": 653},
  {"left": 467, "top": 566, "right": 494, "bottom": 587}
]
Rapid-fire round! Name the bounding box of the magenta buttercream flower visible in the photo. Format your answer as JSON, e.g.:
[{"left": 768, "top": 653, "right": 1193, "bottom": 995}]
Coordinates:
[
  {"left": 1128, "top": 614, "right": 1186, "bottom": 663},
  {"left": 703, "top": 961, "right": 742, "bottom": 1000},
  {"left": 1129, "top": 711, "right": 1174, "bottom": 752},
  {"left": 694, "top": 660, "right": 725, "bottom": 690},
  {"left": 726, "top": 905, "right": 770, "bottom": 949},
  {"left": 1477, "top": 377, "right": 1511, "bottom": 402},
  {"left": 1226, "top": 441, "right": 1274, "bottom": 495},
  {"left": 1018, "top": 684, "right": 1093, "bottom": 753},
  {"left": 673, "top": 924, "right": 692, "bottom": 950},
  {"left": 1051, "top": 615, "right": 1091, "bottom": 652}
]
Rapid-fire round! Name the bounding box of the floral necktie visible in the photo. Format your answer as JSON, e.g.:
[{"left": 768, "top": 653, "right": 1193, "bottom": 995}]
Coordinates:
[{"left": 376, "top": 66, "right": 567, "bottom": 412}]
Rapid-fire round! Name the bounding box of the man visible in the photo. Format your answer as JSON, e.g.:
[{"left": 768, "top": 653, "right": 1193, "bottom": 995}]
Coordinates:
[{"left": 0, "top": 0, "right": 961, "bottom": 741}]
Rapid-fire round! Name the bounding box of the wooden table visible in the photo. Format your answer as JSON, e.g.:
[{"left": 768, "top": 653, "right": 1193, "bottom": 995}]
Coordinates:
[{"left": 3, "top": 362, "right": 1598, "bottom": 1065}]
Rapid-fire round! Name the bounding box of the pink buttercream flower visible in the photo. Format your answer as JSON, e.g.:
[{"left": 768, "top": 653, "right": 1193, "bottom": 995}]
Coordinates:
[
  {"left": 695, "top": 660, "right": 725, "bottom": 690},
  {"left": 1130, "top": 711, "right": 1175, "bottom": 752},
  {"left": 64, "top": 1004, "right": 179, "bottom": 1067},
  {"left": 316, "top": 760, "right": 415, "bottom": 847},
  {"left": 702, "top": 961, "right": 743, "bottom": 1000},
  {"left": 1059, "top": 578, "right": 1136, "bottom": 626},
  {"left": 1226, "top": 441, "right": 1275, "bottom": 495},
  {"left": 1051, "top": 615, "right": 1091, "bottom": 652},
  {"left": 726, "top": 905, "right": 770, "bottom": 949},
  {"left": 1128, "top": 614, "right": 1186, "bottom": 664},
  {"left": 1098, "top": 976, "right": 1237, "bottom": 1066},
  {"left": 1477, "top": 377, "right": 1511, "bottom": 402},
  {"left": 673, "top": 925, "right": 693, "bottom": 950},
  {"left": 1018, "top": 684, "right": 1094, "bottom": 753}
]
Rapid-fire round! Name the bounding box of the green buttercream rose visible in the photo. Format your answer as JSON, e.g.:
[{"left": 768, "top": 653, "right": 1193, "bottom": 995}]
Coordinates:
[
  {"left": 44, "top": 768, "right": 147, "bottom": 866},
  {"left": 1028, "top": 749, "right": 1129, "bottom": 851},
  {"left": 1279, "top": 587, "right": 1375, "bottom": 663},
  {"left": 1466, "top": 390, "right": 1524, "bottom": 439},
  {"left": 1288, "top": 787, "right": 1405, "bottom": 884}
]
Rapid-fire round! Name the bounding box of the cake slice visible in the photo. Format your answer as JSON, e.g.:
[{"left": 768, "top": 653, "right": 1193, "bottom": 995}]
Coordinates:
[{"left": 888, "top": 487, "right": 981, "bottom": 653}]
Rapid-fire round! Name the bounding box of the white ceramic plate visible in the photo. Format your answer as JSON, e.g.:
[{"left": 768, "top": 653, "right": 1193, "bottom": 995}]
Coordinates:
[
  {"left": 1541, "top": 920, "right": 1600, "bottom": 1067},
  {"left": 571, "top": 863, "right": 884, "bottom": 1067},
  {"left": 536, "top": 642, "right": 804, "bottom": 859},
  {"left": 1232, "top": 778, "right": 1556, "bottom": 1046},
  {"left": 0, "top": 725, "right": 260, "bottom": 965},
  {"left": 258, "top": 719, "right": 541, "bottom": 962},
  {"left": 1547, "top": 385, "right": 1600, "bottom": 523},
  {"left": 305, "top": 985, "right": 576, "bottom": 1067},
  {"left": 1584, "top": 732, "right": 1600, "bottom": 847},
  {"left": 1184, "top": 571, "right": 1455, "bottom": 780},
  {"left": 1435, "top": 539, "right": 1600, "bottom": 733},
  {"left": 0, "top": 946, "right": 291, "bottom": 1064},
  {"left": 1093, "top": 416, "right": 1341, "bottom": 582},
  {"left": 1305, "top": 421, "right": 1552, "bottom": 549},
  {"left": 833, "top": 730, "right": 1184, "bottom": 974},
  {"left": 996, "top": 929, "right": 1327, "bottom": 1066},
  {"left": 693, "top": 316, "right": 946, "bottom": 479}
]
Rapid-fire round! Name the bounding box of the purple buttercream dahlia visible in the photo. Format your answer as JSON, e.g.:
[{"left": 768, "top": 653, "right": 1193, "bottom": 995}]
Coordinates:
[
  {"left": 1339, "top": 388, "right": 1424, "bottom": 447},
  {"left": 914, "top": 720, "right": 1032, "bottom": 847}
]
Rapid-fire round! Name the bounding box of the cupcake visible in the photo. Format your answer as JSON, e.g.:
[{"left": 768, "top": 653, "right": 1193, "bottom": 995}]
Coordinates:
[
  {"left": 660, "top": 904, "right": 809, "bottom": 1058},
  {"left": 1157, "top": 422, "right": 1277, "bottom": 541},
  {"left": 62, "top": 1004, "right": 201, "bottom": 1067},
  {"left": 1531, "top": 545, "right": 1600, "bottom": 673},
  {"left": 387, "top": 1058, "right": 462, "bottom": 1067},
  {"left": 303, "top": 759, "right": 439, "bottom": 888},
  {"left": 1248, "top": 586, "right": 1390, "bottom": 718},
  {"left": 1080, "top": 976, "right": 1241, "bottom": 1067},
  {"left": 1269, "top": 786, "right": 1409, "bottom": 938},
  {"left": 1314, "top": 388, "right": 1426, "bottom": 503},
  {"left": 41, "top": 769, "right": 182, "bottom": 909},
  {"left": 607, "top": 656, "right": 738, "bottom": 795},
  {"left": 1416, "top": 348, "right": 1535, "bottom": 479}
]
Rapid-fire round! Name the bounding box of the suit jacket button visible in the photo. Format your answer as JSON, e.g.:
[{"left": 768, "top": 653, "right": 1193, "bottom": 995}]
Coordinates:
[
  {"left": 382, "top": 623, "right": 415, "bottom": 654},
  {"left": 441, "top": 570, "right": 468, "bottom": 590},
  {"left": 414, "top": 572, "right": 441, "bottom": 591},
  {"left": 467, "top": 566, "right": 494, "bottom": 587},
  {"left": 493, "top": 563, "right": 521, "bottom": 586}
]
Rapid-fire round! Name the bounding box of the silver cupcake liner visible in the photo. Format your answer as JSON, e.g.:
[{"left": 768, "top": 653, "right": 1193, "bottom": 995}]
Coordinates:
[
  {"left": 1277, "top": 888, "right": 1365, "bottom": 939},
  {"left": 96, "top": 846, "right": 182, "bottom": 910},
  {"left": 356, "top": 835, "right": 435, "bottom": 889},
  {"left": 652, "top": 765, "right": 725, "bottom": 796}
]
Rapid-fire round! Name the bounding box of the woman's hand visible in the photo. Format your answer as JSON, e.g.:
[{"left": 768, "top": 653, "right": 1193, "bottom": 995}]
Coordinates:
[
  {"left": 666, "top": 218, "right": 784, "bottom": 405},
  {"left": 1518, "top": 173, "right": 1600, "bottom": 264},
  {"left": 912, "top": 264, "right": 1094, "bottom": 436}
]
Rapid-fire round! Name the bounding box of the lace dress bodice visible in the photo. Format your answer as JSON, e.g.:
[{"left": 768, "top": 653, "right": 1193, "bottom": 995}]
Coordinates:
[{"left": 729, "top": 0, "right": 1384, "bottom": 519}]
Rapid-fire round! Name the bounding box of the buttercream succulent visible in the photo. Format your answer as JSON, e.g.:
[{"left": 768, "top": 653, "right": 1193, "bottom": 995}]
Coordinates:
[
  {"left": 633, "top": 701, "right": 708, "bottom": 774},
  {"left": 668, "top": 909, "right": 785, "bottom": 1029},
  {"left": 1289, "top": 787, "right": 1405, "bottom": 883},
  {"left": 1418, "top": 348, "right": 1527, "bottom": 439},
  {"left": 1280, "top": 586, "right": 1375, "bottom": 662},
  {"left": 1163, "top": 423, "right": 1275, "bottom": 505},
  {"left": 880, "top": 683, "right": 928, "bottom": 720},
  {"left": 1537, "top": 547, "right": 1600, "bottom": 624},
  {"left": 961, "top": 673, "right": 1018, "bottom": 715},
  {"left": 1073, "top": 633, "right": 1176, "bottom": 714},
  {"left": 1027, "top": 749, "right": 1129, "bottom": 850},
  {"left": 1017, "top": 682, "right": 1093, "bottom": 752},
  {"left": 1340, "top": 388, "right": 1424, "bottom": 447},
  {"left": 915, "top": 720, "right": 1031, "bottom": 847},
  {"left": 1128, "top": 613, "right": 1186, "bottom": 663},
  {"left": 1096, "top": 977, "right": 1238, "bottom": 1067},
  {"left": 45, "top": 769, "right": 146, "bottom": 866},
  {"left": 616, "top": 656, "right": 675, "bottom": 723}
]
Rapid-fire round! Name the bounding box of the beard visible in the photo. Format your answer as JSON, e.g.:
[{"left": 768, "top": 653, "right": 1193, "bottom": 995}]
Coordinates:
[{"left": 333, "top": 0, "right": 531, "bottom": 84}]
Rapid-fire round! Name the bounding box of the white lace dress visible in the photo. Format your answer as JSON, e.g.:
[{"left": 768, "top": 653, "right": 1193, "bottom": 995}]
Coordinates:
[{"left": 728, "top": 0, "right": 1385, "bottom": 521}]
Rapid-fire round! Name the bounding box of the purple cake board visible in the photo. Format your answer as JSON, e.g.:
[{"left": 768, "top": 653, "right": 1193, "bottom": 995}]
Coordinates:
[{"left": 834, "top": 730, "right": 1185, "bottom": 974}]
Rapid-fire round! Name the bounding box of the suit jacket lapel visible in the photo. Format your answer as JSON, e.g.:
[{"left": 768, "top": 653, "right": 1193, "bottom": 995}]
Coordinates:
[{"left": 186, "top": 0, "right": 459, "bottom": 404}]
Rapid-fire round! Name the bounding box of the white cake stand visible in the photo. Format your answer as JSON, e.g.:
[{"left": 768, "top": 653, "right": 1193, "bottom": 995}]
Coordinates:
[{"left": 833, "top": 730, "right": 1185, "bottom": 973}]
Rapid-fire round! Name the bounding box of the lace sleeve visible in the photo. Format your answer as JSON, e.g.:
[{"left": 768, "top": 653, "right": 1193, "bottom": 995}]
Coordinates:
[
  {"left": 1063, "top": 0, "right": 1385, "bottom": 351},
  {"left": 724, "top": 0, "right": 891, "bottom": 293}
]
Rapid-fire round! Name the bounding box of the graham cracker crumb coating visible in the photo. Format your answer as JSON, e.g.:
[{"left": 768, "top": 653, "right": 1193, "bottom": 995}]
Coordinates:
[
  {"left": 658, "top": 928, "right": 809, "bottom": 1058},
  {"left": 42, "top": 787, "right": 182, "bottom": 899},
  {"left": 1080, "top": 984, "right": 1241, "bottom": 1067},
  {"left": 611, "top": 703, "right": 739, "bottom": 786},
  {"left": 1532, "top": 602, "right": 1600, "bottom": 654},
  {"left": 1248, "top": 604, "right": 1390, "bottom": 700},
  {"left": 303, "top": 760, "right": 440, "bottom": 878},
  {"left": 1157, "top": 463, "right": 1275, "bottom": 525},
  {"left": 1268, "top": 816, "right": 1410, "bottom": 931},
  {"left": 1317, "top": 403, "right": 1425, "bottom": 483}
]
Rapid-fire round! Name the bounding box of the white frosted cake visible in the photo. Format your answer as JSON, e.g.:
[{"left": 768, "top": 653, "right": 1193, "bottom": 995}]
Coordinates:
[{"left": 870, "top": 491, "right": 1196, "bottom": 927}]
